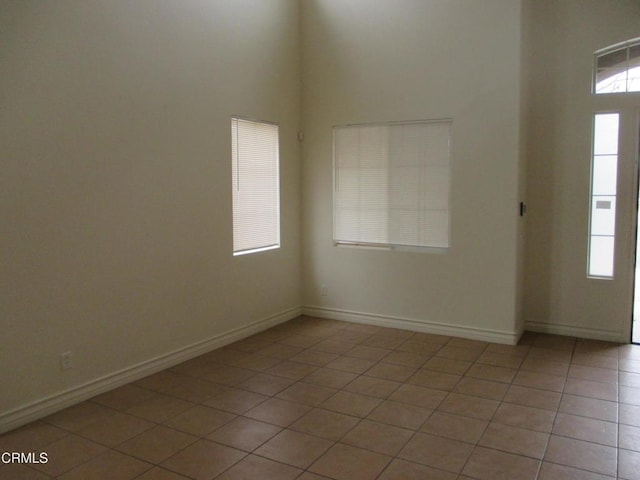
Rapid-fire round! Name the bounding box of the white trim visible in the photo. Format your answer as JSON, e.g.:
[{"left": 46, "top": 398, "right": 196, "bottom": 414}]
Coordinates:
[
  {"left": 0, "top": 307, "right": 302, "bottom": 434},
  {"left": 303, "top": 306, "right": 520, "bottom": 345},
  {"left": 525, "top": 320, "right": 627, "bottom": 343}
]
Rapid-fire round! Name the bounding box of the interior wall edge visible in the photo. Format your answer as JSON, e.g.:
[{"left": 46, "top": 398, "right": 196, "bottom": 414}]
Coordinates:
[
  {"left": 303, "top": 306, "right": 520, "bottom": 346},
  {"left": 0, "top": 306, "right": 302, "bottom": 435},
  {"left": 525, "top": 319, "right": 627, "bottom": 344}
]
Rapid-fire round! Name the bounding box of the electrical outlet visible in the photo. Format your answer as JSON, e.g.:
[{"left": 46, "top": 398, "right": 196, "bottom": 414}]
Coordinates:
[
  {"left": 320, "top": 284, "right": 328, "bottom": 296},
  {"left": 60, "top": 351, "right": 73, "bottom": 371}
]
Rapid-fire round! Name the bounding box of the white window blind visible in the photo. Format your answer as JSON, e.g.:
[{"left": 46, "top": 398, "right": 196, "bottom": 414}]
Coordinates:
[
  {"left": 231, "top": 117, "right": 280, "bottom": 255},
  {"left": 333, "top": 120, "right": 451, "bottom": 249}
]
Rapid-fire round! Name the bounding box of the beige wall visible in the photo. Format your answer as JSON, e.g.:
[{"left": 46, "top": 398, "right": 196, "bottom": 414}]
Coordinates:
[
  {"left": 1, "top": 0, "right": 301, "bottom": 418},
  {"left": 524, "top": 0, "right": 640, "bottom": 342},
  {"left": 300, "top": 0, "right": 525, "bottom": 343}
]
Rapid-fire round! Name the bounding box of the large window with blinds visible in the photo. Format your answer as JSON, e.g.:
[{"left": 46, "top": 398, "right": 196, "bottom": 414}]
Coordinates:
[
  {"left": 231, "top": 117, "right": 280, "bottom": 256},
  {"left": 333, "top": 119, "right": 452, "bottom": 250}
]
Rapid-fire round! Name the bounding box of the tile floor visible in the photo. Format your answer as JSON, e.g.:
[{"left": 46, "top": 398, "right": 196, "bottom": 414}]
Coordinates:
[{"left": 2, "top": 316, "right": 640, "bottom": 479}]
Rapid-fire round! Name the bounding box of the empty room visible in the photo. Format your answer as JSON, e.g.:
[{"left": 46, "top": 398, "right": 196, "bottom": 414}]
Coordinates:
[{"left": 2, "top": 0, "right": 640, "bottom": 479}]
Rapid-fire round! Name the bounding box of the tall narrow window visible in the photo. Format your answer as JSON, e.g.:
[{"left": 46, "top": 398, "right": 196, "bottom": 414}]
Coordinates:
[
  {"left": 231, "top": 117, "right": 280, "bottom": 256},
  {"left": 588, "top": 113, "right": 619, "bottom": 278},
  {"left": 594, "top": 38, "right": 640, "bottom": 94},
  {"left": 333, "top": 119, "right": 451, "bottom": 250}
]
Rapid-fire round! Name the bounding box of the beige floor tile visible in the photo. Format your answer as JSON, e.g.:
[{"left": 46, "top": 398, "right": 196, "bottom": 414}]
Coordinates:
[
  {"left": 479, "top": 422, "right": 549, "bottom": 459},
  {"left": 398, "top": 432, "right": 473, "bottom": 473},
  {"left": 621, "top": 372, "right": 640, "bottom": 389},
  {"left": 532, "top": 334, "right": 576, "bottom": 351},
  {"left": 569, "top": 365, "right": 618, "bottom": 384},
  {"left": 520, "top": 357, "right": 570, "bottom": 377},
  {"left": 227, "top": 353, "right": 282, "bottom": 372},
  {"left": 342, "top": 419, "right": 413, "bottom": 455},
  {"left": 90, "top": 385, "right": 156, "bottom": 411},
  {"left": 278, "top": 333, "right": 323, "bottom": 348},
  {"left": 563, "top": 378, "right": 617, "bottom": 402},
  {"left": 325, "top": 356, "right": 377, "bottom": 374},
  {"left": 134, "top": 467, "right": 193, "bottom": 479},
  {"left": 43, "top": 402, "right": 117, "bottom": 432},
  {"left": 476, "top": 351, "right": 524, "bottom": 369},
  {"left": 435, "top": 345, "right": 482, "bottom": 362},
  {"left": 290, "top": 349, "right": 339, "bottom": 366},
  {"left": 513, "top": 370, "right": 566, "bottom": 392},
  {"left": 420, "top": 411, "right": 487, "bottom": 444},
  {"left": 492, "top": 402, "right": 556, "bottom": 432},
  {"left": 0, "top": 463, "right": 53, "bottom": 480},
  {"left": 309, "top": 443, "right": 391, "bottom": 480},
  {"left": 345, "top": 345, "right": 393, "bottom": 361},
  {"left": 257, "top": 343, "right": 305, "bottom": 359},
  {"left": 388, "top": 384, "right": 447, "bottom": 409},
  {"left": 621, "top": 403, "right": 640, "bottom": 426},
  {"left": 236, "top": 372, "right": 296, "bottom": 396},
  {"left": 382, "top": 351, "right": 431, "bottom": 368},
  {"left": 77, "top": 412, "right": 154, "bottom": 447},
  {"left": 265, "top": 360, "right": 318, "bottom": 379},
  {"left": 619, "top": 448, "right": 640, "bottom": 480},
  {"left": 254, "top": 429, "right": 332, "bottom": 468},
  {"left": 215, "top": 454, "right": 301, "bottom": 480},
  {"left": 57, "top": 450, "right": 151, "bottom": 480},
  {"left": 396, "top": 340, "right": 443, "bottom": 355},
  {"left": 134, "top": 371, "right": 187, "bottom": 394},
  {"left": 407, "top": 369, "right": 461, "bottom": 391},
  {"left": 202, "top": 387, "right": 268, "bottom": 414},
  {"left": 503, "top": 385, "right": 561, "bottom": 411},
  {"left": 544, "top": 435, "right": 617, "bottom": 476},
  {"left": 162, "top": 405, "right": 236, "bottom": 436},
  {"left": 620, "top": 358, "right": 640, "bottom": 373},
  {"left": 116, "top": 426, "right": 197, "bottom": 464},
  {"left": 201, "top": 365, "right": 257, "bottom": 386},
  {"left": 559, "top": 394, "right": 618, "bottom": 422},
  {"left": 312, "top": 338, "right": 359, "bottom": 355},
  {"left": 552, "top": 412, "right": 617, "bottom": 447},
  {"left": 465, "top": 364, "right": 517, "bottom": 383},
  {"left": 343, "top": 375, "right": 400, "bottom": 399},
  {"left": 244, "top": 397, "right": 312, "bottom": 427},
  {"left": 620, "top": 424, "right": 640, "bottom": 451},
  {"left": 160, "top": 439, "right": 245, "bottom": 480},
  {"left": 377, "top": 458, "right": 456, "bottom": 480},
  {"left": 206, "top": 416, "right": 281, "bottom": 451},
  {"left": 537, "top": 462, "right": 615, "bottom": 480},
  {"left": 422, "top": 357, "right": 473, "bottom": 375},
  {"left": 367, "top": 400, "right": 432, "bottom": 430},
  {"left": 573, "top": 352, "right": 619, "bottom": 370},
  {"left": 0, "top": 421, "right": 67, "bottom": 451},
  {"left": 410, "top": 332, "right": 451, "bottom": 345},
  {"left": 437, "top": 393, "right": 499, "bottom": 420},
  {"left": 461, "top": 446, "right": 540, "bottom": 480},
  {"left": 620, "top": 386, "right": 640, "bottom": 406},
  {"left": 290, "top": 407, "right": 360, "bottom": 440},
  {"left": 276, "top": 382, "right": 337, "bottom": 406},
  {"left": 162, "top": 376, "right": 229, "bottom": 403},
  {"left": 125, "top": 394, "right": 194, "bottom": 423},
  {"left": 31, "top": 434, "right": 107, "bottom": 477},
  {"left": 322, "top": 391, "right": 381, "bottom": 417},
  {"left": 364, "top": 362, "right": 417, "bottom": 382},
  {"left": 303, "top": 367, "right": 359, "bottom": 389},
  {"left": 453, "top": 377, "right": 509, "bottom": 400}
]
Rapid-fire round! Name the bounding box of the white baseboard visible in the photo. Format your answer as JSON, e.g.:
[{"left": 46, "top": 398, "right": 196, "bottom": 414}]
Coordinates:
[
  {"left": 303, "top": 306, "right": 520, "bottom": 345},
  {"left": 525, "top": 320, "right": 628, "bottom": 343},
  {"left": 0, "top": 307, "right": 302, "bottom": 434}
]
